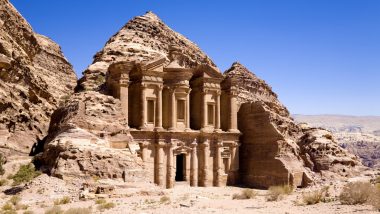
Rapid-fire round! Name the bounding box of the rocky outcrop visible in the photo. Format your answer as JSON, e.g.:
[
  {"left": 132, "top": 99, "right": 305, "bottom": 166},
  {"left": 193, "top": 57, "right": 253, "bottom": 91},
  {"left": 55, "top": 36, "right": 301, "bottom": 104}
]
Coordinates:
[
  {"left": 227, "top": 63, "right": 309, "bottom": 188},
  {"left": 0, "top": 0, "right": 77, "bottom": 153},
  {"left": 238, "top": 102, "right": 312, "bottom": 188},
  {"left": 36, "top": 92, "right": 150, "bottom": 181},
  {"left": 229, "top": 62, "right": 363, "bottom": 187},
  {"left": 78, "top": 11, "right": 216, "bottom": 91},
  {"left": 294, "top": 115, "right": 380, "bottom": 169},
  {"left": 298, "top": 127, "right": 362, "bottom": 177}
]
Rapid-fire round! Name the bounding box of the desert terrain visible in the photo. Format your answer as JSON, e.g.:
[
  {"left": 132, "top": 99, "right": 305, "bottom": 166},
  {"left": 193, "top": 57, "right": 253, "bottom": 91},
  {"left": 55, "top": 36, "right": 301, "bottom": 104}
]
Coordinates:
[{"left": 294, "top": 115, "right": 380, "bottom": 168}]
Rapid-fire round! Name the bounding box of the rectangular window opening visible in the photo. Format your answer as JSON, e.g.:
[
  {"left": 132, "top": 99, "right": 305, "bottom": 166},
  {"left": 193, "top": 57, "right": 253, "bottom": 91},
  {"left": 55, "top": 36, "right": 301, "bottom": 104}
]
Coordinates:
[
  {"left": 207, "top": 104, "right": 215, "bottom": 125},
  {"left": 147, "top": 100, "right": 155, "bottom": 123},
  {"left": 177, "top": 99, "right": 185, "bottom": 121}
]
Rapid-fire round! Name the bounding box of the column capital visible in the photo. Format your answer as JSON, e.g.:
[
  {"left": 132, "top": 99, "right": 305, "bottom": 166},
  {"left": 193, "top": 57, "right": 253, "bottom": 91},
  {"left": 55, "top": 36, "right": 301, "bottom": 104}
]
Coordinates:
[
  {"left": 230, "top": 142, "right": 241, "bottom": 148},
  {"left": 157, "top": 84, "right": 164, "bottom": 90},
  {"left": 229, "top": 89, "right": 239, "bottom": 97},
  {"left": 156, "top": 141, "right": 166, "bottom": 148},
  {"left": 216, "top": 141, "right": 224, "bottom": 147},
  {"left": 141, "top": 83, "right": 148, "bottom": 89},
  {"left": 216, "top": 90, "right": 222, "bottom": 96},
  {"left": 186, "top": 88, "right": 192, "bottom": 94},
  {"left": 139, "top": 141, "right": 150, "bottom": 148},
  {"left": 190, "top": 141, "right": 198, "bottom": 148},
  {"left": 202, "top": 88, "right": 209, "bottom": 94},
  {"left": 120, "top": 79, "right": 129, "bottom": 87},
  {"left": 199, "top": 140, "right": 210, "bottom": 148}
]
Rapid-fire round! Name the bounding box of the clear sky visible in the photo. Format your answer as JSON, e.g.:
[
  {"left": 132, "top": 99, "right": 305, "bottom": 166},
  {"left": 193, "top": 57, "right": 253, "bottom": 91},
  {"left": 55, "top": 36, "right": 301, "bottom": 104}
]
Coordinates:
[{"left": 10, "top": 0, "right": 380, "bottom": 116}]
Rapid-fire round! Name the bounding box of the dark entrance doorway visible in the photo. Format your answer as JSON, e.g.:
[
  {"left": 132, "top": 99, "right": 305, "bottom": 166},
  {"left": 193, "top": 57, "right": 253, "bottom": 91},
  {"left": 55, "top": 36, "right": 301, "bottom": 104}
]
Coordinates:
[{"left": 175, "top": 154, "right": 185, "bottom": 181}]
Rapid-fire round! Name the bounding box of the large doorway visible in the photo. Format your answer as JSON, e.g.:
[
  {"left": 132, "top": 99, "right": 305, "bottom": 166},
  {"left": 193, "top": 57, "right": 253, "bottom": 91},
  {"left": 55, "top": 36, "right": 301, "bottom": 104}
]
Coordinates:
[{"left": 175, "top": 154, "right": 185, "bottom": 181}]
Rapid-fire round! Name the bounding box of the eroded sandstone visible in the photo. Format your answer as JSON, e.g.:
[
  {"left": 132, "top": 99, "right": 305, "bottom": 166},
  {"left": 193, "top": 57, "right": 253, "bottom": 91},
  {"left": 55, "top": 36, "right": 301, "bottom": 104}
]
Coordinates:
[{"left": 0, "top": 0, "right": 77, "bottom": 153}]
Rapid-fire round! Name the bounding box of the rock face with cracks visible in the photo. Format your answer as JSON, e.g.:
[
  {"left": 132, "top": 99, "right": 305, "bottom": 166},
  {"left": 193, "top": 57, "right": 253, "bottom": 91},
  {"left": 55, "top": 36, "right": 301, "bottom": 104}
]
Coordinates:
[
  {"left": 0, "top": 0, "right": 77, "bottom": 154},
  {"left": 78, "top": 11, "right": 216, "bottom": 91},
  {"left": 37, "top": 91, "right": 150, "bottom": 181}
]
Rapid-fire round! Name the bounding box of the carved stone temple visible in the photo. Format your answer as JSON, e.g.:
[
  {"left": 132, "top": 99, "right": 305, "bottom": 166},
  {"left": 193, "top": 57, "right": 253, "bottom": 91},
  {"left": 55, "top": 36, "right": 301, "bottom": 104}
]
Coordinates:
[{"left": 106, "top": 48, "right": 240, "bottom": 188}]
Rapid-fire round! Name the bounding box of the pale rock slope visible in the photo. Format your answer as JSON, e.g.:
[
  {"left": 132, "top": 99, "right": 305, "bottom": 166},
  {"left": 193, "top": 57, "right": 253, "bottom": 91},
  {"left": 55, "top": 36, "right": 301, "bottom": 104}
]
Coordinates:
[
  {"left": 294, "top": 115, "right": 380, "bottom": 168},
  {"left": 0, "top": 0, "right": 77, "bottom": 154},
  {"left": 78, "top": 11, "right": 216, "bottom": 91}
]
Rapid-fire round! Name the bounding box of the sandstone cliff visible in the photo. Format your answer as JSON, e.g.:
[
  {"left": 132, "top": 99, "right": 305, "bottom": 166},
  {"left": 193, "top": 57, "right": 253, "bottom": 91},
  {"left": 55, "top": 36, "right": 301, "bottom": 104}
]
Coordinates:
[
  {"left": 78, "top": 11, "right": 216, "bottom": 91},
  {"left": 36, "top": 92, "right": 149, "bottom": 181},
  {"left": 227, "top": 63, "right": 362, "bottom": 187},
  {"left": 0, "top": 0, "right": 77, "bottom": 153},
  {"left": 294, "top": 115, "right": 380, "bottom": 168},
  {"left": 227, "top": 63, "right": 310, "bottom": 187}
]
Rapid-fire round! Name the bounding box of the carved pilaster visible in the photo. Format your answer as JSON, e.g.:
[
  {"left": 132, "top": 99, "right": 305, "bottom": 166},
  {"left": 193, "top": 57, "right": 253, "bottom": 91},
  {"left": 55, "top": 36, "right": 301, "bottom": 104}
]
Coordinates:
[
  {"left": 190, "top": 141, "right": 198, "bottom": 187},
  {"left": 155, "top": 85, "right": 164, "bottom": 130}
]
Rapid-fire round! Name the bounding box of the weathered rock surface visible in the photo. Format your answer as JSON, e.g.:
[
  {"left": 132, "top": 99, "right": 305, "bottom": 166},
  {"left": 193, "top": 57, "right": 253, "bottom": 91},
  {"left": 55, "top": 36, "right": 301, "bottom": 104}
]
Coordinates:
[
  {"left": 0, "top": 0, "right": 77, "bottom": 153},
  {"left": 294, "top": 115, "right": 380, "bottom": 169},
  {"left": 78, "top": 11, "right": 216, "bottom": 91},
  {"left": 37, "top": 92, "right": 150, "bottom": 181},
  {"left": 229, "top": 63, "right": 310, "bottom": 187},
  {"left": 229, "top": 63, "right": 362, "bottom": 187},
  {"left": 298, "top": 127, "right": 362, "bottom": 176}
]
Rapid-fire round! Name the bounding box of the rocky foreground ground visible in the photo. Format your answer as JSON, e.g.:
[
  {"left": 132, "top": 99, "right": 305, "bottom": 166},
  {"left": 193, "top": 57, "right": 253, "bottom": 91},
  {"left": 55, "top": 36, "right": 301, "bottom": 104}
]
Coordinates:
[{"left": 0, "top": 157, "right": 379, "bottom": 214}]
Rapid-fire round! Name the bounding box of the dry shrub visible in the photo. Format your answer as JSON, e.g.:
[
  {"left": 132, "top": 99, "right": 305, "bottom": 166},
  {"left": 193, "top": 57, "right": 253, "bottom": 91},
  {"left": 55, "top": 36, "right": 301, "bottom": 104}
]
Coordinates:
[
  {"left": 64, "top": 207, "right": 92, "bottom": 214},
  {"left": 232, "top": 189, "right": 257, "bottom": 200},
  {"left": 302, "top": 186, "right": 330, "bottom": 205},
  {"left": 45, "top": 206, "right": 63, "bottom": 214},
  {"left": 11, "top": 163, "right": 41, "bottom": 186},
  {"left": 368, "top": 186, "right": 380, "bottom": 211},
  {"left": 267, "top": 185, "right": 293, "bottom": 201},
  {"left": 97, "top": 202, "right": 115, "bottom": 211},
  {"left": 95, "top": 199, "right": 106, "bottom": 204},
  {"left": 23, "top": 211, "right": 34, "bottom": 214},
  {"left": 339, "top": 182, "right": 372, "bottom": 205},
  {"left": 159, "top": 196, "right": 171, "bottom": 204},
  {"left": 9, "top": 195, "right": 21, "bottom": 206},
  {"left": 54, "top": 196, "right": 71, "bottom": 205},
  {"left": 0, "top": 179, "right": 8, "bottom": 186}
]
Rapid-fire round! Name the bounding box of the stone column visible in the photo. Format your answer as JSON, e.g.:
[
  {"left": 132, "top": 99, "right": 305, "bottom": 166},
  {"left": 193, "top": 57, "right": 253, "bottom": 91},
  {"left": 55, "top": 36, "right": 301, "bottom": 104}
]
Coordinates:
[
  {"left": 166, "top": 143, "right": 174, "bottom": 188},
  {"left": 139, "top": 141, "right": 149, "bottom": 162},
  {"left": 155, "top": 142, "right": 165, "bottom": 187},
  {"left": 185, "top": 154, "right": 191, "bottom": 182},
  {"left": 190, "top": 141, "right": 198, "bottom": 187},
  {"left": 229, "top": 142, "right": 240, "bottom": 185},
  {"left": 202, "top": 89, "right": 208, "bottom": 129},
  {"left": 169, "top": 88, "right": 176, "bottom": 131},
  {"left": 215, "top": 91, "right": 221, "bottom": 131},
  {"left": 140, "top": 84, "right": 147, "bottom": 129},
  {"left": 119, "top": 79, "right": 129, "bottom": 127},
  {"left": 214, "top": 141, "right": 223, "bottom": 187},
  {"left": 201, "top": 140, "right": 210, "bottom": 187},
  {"left": 228, "top": 91, "right": 239, "bottom": 132},
  {"left": 185, "top": 89, "right": 191, "bottom": 130},
  {"left": 155, "top": 85, "right": 163, "bottom": 130}
]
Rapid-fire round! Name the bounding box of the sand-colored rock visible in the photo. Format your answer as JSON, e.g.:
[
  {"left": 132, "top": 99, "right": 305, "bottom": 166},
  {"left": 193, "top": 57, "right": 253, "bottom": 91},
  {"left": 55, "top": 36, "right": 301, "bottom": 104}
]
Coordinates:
[
  {"left": 36, "top": 91, "right": 150, "bottom": 181},
  {"left": 78, "top": 11, "right": 216, "bottom": 91},
  {"left": 0, "top": 0, "right": 77, "bottom": 153},
  {"left": 298, "top": 127, "right": 362, "bottom": 176}
]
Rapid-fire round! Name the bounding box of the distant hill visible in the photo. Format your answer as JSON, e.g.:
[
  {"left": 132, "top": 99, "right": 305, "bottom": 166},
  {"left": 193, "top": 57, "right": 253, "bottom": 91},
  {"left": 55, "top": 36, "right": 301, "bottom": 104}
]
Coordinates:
[{"left": 293, "top": 115, "right": 380, "bottom": 168}]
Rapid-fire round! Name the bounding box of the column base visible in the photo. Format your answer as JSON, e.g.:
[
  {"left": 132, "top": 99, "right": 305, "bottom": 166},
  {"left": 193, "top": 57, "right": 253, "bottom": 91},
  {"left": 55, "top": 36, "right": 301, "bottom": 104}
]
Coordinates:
[
  {"left": 168, "top": 127, "right": 177, "bottom": 132},
  {"left": 154, "top": 127, "right": 165, "bottom": 132},
  {"left": 228, "top": 129, "right": 240, "bottom": 133},
  {"left": 214, "top": 129, "right": 222, "bottom": 133}
]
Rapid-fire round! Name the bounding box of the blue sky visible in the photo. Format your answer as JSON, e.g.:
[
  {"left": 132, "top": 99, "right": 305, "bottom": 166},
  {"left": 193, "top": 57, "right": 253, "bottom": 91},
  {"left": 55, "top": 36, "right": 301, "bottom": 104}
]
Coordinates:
[{"left": 10, "top": 0, "right": 380, "bottom": 116}]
